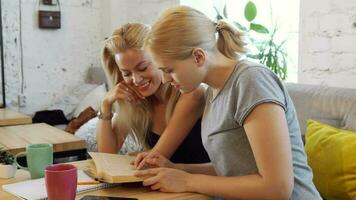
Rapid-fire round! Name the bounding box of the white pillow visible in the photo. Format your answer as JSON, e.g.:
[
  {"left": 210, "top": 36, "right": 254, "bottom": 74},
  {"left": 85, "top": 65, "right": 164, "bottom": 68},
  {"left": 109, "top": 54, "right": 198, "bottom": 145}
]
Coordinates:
[
  {"left": 75, "top": 117, "right": 99, "bottom": 152},
  {"left": 73, "top": 84, "right": 107, "bottom": 118},
  {"left": 47, "top": 83, "right": 98, "bottom": 120},
  {"left": 75, "top": 115, "right": 142, "bottom": 154}
]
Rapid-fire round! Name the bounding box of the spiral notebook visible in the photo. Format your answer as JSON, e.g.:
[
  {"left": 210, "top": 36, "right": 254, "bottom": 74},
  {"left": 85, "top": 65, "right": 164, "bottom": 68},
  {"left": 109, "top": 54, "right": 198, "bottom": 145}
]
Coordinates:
[{"left": 2, "top": 170, "right": 117, "bottom": 200}]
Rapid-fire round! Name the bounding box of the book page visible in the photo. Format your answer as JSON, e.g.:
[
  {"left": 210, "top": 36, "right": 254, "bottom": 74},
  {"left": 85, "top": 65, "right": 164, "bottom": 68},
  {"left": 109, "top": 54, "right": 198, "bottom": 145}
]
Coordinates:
[{"left": 88, "top": 152, "right": 143, "bottom": 183}]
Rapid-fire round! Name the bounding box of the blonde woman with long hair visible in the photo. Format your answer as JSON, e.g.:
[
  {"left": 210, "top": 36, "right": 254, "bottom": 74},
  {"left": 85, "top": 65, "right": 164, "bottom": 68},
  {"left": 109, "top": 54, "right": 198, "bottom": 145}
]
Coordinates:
[
  {"left": 134, "top": 6, "right": 322, "bottom": 200},
  {"left": 96, "top": 23, "right": 209, "bottom": 164}
]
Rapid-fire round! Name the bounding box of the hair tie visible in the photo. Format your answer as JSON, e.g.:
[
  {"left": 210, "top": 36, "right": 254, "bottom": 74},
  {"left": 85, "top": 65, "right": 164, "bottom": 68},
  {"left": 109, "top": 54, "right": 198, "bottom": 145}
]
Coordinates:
[{"left": 215, "top": 22, "right": 223, "bottom": 32}]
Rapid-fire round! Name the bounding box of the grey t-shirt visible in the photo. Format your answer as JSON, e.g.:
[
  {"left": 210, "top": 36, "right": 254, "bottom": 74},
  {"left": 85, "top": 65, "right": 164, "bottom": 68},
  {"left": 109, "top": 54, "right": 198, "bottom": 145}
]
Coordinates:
[{"left": 202, "top": 60, "right": 322, "bottom": 199}]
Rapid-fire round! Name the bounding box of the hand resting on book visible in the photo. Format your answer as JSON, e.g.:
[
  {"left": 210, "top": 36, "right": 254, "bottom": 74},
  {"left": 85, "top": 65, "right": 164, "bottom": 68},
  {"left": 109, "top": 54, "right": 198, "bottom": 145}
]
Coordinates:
[{"left": 134, "top": 151, "right": 175, "bottom": 170}]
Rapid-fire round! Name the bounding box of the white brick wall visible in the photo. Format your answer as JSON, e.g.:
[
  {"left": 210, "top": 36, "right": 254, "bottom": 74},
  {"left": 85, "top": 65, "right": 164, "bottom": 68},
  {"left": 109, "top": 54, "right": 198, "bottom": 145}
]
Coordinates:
[
  {"left": 2, "top": 0, "right": 178, "bottom": 115},
  {"left": 2, "top": 0, "right": 355, "bottom": 115},
  {"left": 2, "top": 0, "right": 104, "bottom": 115},
  {"left": 299, "top": 0, "right": 356, "bottom": 89},
  {"left": 102, "top": 0, "right": 179, "bottom": 38}
]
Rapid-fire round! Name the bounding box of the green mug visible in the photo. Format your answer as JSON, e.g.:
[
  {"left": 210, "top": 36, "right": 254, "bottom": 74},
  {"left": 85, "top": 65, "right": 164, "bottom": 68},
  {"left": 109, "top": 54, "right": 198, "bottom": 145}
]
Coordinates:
[{"left": 15, "top": 143, "right": 53, "bottom": 179}]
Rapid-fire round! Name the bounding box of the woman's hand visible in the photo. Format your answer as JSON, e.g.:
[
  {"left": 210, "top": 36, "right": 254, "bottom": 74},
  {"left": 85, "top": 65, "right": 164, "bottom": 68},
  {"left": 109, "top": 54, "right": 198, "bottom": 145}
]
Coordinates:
[
  {"left": 104, "top": 81, "right": 145, "bottom": 105},
  {"left": 102, "top": 81, "right": 145, "bottom": 110},
  {"left": 129, "top": 150, "right": 150, "bottom": 166},
  {"left": 134, "top": 151, "right": 175, "bottom": 170},
  {"left": 134, "top": 168, "right": 191, "bottom": 193},
  {"left": 128, "top": 150, "right": 149, "bottom": 157}
]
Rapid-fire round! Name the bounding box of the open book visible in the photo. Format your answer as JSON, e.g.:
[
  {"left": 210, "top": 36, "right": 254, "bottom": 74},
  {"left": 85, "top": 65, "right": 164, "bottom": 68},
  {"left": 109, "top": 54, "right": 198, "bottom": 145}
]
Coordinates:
[{"left": 88, "top": 152, "right": 143, "bottom": 183}]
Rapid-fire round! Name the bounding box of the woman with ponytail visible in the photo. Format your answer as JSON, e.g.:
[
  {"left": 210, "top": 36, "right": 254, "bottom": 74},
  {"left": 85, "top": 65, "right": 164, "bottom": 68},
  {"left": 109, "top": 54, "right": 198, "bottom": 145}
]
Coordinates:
[
  {"left": 97, "top": 23, "right": 209, "bottom": 165},
  {"left": 134, "top": 6, "right": 322, "bottom": 200}
]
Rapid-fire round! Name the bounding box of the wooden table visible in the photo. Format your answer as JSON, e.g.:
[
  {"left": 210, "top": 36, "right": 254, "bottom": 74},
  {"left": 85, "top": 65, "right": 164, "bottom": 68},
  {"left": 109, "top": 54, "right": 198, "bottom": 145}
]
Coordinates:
[
  {"left": 0, "top": 123, "right": 87, "bottom": 162},
  {"left": 0, "top": 160, "right": 213, "bottom": 200},
  {"left": 0, "top": 109, "right": 32, "bottom": 126}
]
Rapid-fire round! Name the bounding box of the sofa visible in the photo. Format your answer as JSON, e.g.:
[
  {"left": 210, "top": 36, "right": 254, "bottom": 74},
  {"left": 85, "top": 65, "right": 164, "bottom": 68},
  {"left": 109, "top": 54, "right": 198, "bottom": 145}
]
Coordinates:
[
  {"left": 286, "top": 83, "right": 356, "bottom": 200},
  {"left": 286, "top": 83, "right": 356, "bottom": 137}
]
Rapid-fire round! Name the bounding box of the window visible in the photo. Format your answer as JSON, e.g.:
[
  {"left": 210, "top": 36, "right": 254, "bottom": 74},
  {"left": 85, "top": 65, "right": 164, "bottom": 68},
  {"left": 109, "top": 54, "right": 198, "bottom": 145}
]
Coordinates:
[{"left": 181, "top": 0, "right": 299, "bottom": 82}]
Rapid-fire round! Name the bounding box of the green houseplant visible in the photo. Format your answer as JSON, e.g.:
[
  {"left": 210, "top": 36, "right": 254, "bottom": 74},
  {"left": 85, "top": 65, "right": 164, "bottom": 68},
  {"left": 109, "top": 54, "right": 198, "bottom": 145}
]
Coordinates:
[
  {"left": 0, "top": 147, "right": 17, "bottom": 179},
  {"left": 215, "top": 1, "right": 288, "bottom": 80}
]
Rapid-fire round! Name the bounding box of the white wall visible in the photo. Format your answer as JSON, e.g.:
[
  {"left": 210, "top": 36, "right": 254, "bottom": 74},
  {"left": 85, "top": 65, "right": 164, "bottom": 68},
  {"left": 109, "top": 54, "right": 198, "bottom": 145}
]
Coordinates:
[
  {"left": 101, "top": 0, "right": 179, "bottom": 38},
  {"left": 299, "top": 0, "right": 356, "bottom": 89},
  {"left": 2, "top": 0, "right": 178, "bottom": 115},
  {"left": 8, "top": 0, "right": 354, "bottom": 114},
  {"left": 3, "top": 0, "right": 103, "bottom": 115}
]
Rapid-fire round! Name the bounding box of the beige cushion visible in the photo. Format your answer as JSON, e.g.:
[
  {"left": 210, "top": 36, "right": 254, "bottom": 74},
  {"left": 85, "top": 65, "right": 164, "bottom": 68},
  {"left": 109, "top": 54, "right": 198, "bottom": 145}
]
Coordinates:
[
  {"left": 73, "top": 84, "right": 107, "bottom": 118},
  {"left": 286, "top": 83, "right": 356, "bottom": 136}
]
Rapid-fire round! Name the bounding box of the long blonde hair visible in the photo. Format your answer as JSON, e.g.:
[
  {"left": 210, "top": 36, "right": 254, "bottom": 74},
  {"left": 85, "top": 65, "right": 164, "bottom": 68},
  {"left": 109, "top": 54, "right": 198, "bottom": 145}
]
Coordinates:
[
  {"left": 145, "top": 6, "right": 246, "bottom": 61},
  {"left": 101, "top": 23, "right": 181, "bottom": 149}
]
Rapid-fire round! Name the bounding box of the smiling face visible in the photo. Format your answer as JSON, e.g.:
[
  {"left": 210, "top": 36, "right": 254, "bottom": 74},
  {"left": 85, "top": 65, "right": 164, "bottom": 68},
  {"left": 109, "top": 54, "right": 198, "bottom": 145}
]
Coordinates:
[{"left": 115, "top": 49, "right": 162, "bottom": 97}]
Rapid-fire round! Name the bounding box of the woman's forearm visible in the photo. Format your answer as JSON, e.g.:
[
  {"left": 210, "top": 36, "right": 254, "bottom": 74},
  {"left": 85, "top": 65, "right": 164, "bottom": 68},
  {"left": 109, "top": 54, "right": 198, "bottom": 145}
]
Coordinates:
[
  {"left": 186, "top": 173, "right": 292, "bottom": 200},
  {"left": 96, "top": 119, "right": 118, "bottom": 153},
  {"left": 96, "top": 101, "right": 120, "bottom": 153},
  {"left": 153, "top": 86, "right": 206, "bottom": 158},
  {"left": 152, "top": 131, "right": 185, "bottom": 158},
  {"left": 175, "top": 163, "right": 216, "bottom": 175}
]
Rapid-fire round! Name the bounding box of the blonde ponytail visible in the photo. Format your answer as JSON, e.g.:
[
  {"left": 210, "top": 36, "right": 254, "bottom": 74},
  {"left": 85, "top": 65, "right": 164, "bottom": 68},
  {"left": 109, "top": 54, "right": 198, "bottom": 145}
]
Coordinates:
[{"left": 215, "top": 20, "right": 246, "bottom": 59}]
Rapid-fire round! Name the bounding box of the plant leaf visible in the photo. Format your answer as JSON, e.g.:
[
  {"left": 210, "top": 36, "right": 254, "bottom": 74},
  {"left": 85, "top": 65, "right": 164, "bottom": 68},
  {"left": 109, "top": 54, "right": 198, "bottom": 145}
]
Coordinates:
[
  {"left": 223, "top": 4, "right": 228, "bottom": 18},
  {"left": 213, "top": 6, "right": 224, "bottom": 20},
  {"left": 250, "top": 23, "right": 269, "bottom": 34},
  {"left": 247, "top": 54, "right": 263, "bottom": 60},
  {"left": 0, "top": 148, "right": 15, "bottom": 165},
  {"left": 244, "top": 1, "right": 257, "bottom": 22},
  {"left": 233, "top": 21, "right": 248, "bottom": 32}
]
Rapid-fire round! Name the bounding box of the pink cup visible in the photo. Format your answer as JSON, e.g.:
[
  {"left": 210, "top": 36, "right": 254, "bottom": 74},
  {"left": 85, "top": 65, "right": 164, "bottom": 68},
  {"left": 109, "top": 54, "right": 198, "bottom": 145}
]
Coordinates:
[{"left": 45, "top": 164, "right": 78, "bottom": 200}]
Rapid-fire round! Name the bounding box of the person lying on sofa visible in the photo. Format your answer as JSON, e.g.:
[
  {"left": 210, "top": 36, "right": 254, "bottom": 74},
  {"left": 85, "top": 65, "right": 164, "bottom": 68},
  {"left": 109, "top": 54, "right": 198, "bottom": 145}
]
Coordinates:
[
  {"left": 96, "top": 23, "right": 210, "bottom": 164},
  {"left": 133, "top": 6, "right": 322, "bottom": 200}
]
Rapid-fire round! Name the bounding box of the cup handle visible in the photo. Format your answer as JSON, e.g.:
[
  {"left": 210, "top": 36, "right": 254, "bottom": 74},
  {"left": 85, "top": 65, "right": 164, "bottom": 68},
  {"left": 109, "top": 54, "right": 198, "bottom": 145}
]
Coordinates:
[{"left": 14, "top": 152, "right": 28, "bottom": 171}]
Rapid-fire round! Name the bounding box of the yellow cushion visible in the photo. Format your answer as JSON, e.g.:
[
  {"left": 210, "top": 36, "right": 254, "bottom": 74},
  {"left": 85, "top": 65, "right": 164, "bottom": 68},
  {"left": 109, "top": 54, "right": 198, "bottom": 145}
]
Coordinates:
[{"left": 305, "top": 119, "right": 356, "bottom": 200}]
